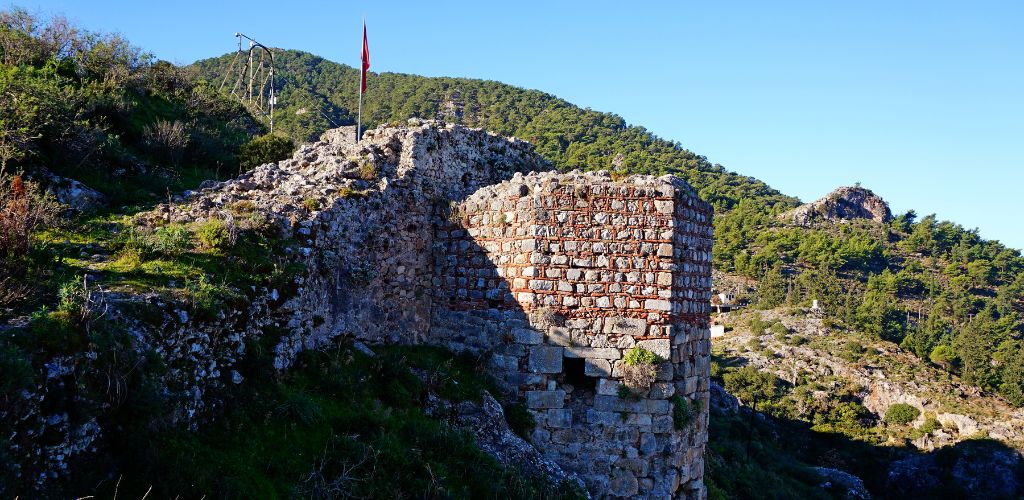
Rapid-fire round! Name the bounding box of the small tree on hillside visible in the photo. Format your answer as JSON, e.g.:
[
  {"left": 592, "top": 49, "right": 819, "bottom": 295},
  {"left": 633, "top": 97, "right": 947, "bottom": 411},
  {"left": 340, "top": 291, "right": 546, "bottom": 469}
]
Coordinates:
[
  {"left": 884, "top": 403, "right": 920, "bottom": 426},
  {"left": 757, "top": 264, "right": 787, "bottom": 309},
  {"left": 929, "top": 344, "right": 956, "bottom": 372},
  {"left": 238, "top": 133, "right": 294, "bottom": 172}
]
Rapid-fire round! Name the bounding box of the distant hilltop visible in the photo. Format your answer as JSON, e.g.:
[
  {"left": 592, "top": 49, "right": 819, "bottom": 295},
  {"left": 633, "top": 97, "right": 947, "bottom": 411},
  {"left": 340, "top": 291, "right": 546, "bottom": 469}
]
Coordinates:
[{"left": 781, "top": 185, "right": 892, "bottom": 226}]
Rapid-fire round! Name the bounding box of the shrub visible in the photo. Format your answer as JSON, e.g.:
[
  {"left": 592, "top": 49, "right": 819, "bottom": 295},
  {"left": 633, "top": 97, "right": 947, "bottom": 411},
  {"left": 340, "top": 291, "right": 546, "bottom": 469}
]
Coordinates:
[
  {"left": 111, "top": 245, "right": 143, "bottom": 272},
  {"left": 302, "top": 197, "right": 321, "bottom": 212},
  {"left": 0, "top": 341, "right": 33, "bottom": 397},
  {"left": 1, "top": 176, "right": 58, "bottom": 257},
  {"left": 769, "top": 321, "right": 789, "bottom": 338},
  {"left": 840, "top": 341, "right": 866, "bottom": 362},
  {"left": 617, "top": 383, "right": 640, "bottom": 400},
  {"left": 622, "top": 347, "right": 661, "bottom": 391},
  {"left": 748, "top": 316, "right": 771, "bottom": 335},
  {"left": 227, "top": 200, "right": 256, "bottom": 214},
  {"left": 746, "top": 337, "right": 762, "bottom": 352},
  {"left": 57, "top": 276, "right": 90, "bottom": 320},
  {"left": 184, "top": 274, "right": 224, "bottom": 316},
  {"left": 143, "top": 119, "right": 189, "bottom": 166},
  {"left": 919, "top": 416, "right": 941, "bottom": 434},
  {"left": 357, "top": 160, "right": 378, "bottom": 180},
  {"left": 723, "top": 366, "right": 780, "bottom": 408},
  {"left": 238, "top": 133, "right": 294, "bottom": 171},
  {"left": 623, "top": 346, "right": 661, "bottom": 366},
  {"left": 1, "top": 176, "right": 60, "bottom": 307},
  {"left": 884, "top": 403, "right": 920, "bottom": 426},
  {"left": 785, "top": 335, "right": 808, "bottom": 346},
  {"left": 337, "top": 187, "right": 366, "bottom": 199},
  {"left": 672, "top": 396, "right": 701, "bottom": 430},
  {"left": 26, "top": 306, "right": 82, "bottom": 354},
  {"left": 149, "top": 223, "right": 192, "bottom": 256},
  {"left": 710, "top": 360, "right": 723, "bottom": 379},
  {"left": 929, "top": 345, "right": 956, "bottom": 370},
  {"left": 194, "top": 218, "right": 230, "bottom": 250}
]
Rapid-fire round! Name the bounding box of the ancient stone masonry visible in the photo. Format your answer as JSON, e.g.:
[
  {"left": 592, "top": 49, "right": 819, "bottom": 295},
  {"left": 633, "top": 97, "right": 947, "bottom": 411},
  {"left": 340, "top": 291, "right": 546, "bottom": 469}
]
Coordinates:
[
  {"left": 11, "top": 120, "right": 711, "bottom": 497},
  {"left": 185, "top": 120, "right": 713, "bottom": 498},
  {"left": 431, "top": 172, "right": 713, "bottom": 497}
]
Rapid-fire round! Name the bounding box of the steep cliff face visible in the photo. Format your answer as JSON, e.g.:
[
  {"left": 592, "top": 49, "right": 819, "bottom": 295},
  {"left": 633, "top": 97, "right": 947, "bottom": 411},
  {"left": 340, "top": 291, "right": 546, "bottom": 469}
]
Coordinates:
[
  {"left": 782, "top": 186, "right": 892, "bottom": 225},
  {"left": 8, "top": 121, "right": 713, "bottom": 498}
]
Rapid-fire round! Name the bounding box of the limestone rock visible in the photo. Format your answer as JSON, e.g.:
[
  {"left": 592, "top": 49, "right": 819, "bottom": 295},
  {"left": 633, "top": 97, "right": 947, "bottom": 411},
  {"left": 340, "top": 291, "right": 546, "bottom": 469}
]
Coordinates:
[{"left": 782, "top": 185, "right": 892, "bottom": 225}]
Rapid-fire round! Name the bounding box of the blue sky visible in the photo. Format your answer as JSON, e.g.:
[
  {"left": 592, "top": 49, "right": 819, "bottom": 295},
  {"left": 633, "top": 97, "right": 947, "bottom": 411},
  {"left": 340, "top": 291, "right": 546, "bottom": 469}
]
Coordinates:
[{"left": 17, "top": 1, "right": 1024, "bottom": 249}]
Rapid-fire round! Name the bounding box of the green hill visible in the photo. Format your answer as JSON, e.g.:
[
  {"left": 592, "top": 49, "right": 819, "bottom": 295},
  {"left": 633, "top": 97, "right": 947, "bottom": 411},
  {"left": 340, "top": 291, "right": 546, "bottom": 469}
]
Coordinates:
[{"left": 191, "top": 49, "right": 797, "bottom": 214}]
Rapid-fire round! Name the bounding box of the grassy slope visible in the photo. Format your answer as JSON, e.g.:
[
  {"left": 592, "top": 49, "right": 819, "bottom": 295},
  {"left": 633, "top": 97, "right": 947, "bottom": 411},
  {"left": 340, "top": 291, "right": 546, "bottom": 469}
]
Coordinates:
[{"left": 69, "top": 343, "right": 581, "bottom": 499}]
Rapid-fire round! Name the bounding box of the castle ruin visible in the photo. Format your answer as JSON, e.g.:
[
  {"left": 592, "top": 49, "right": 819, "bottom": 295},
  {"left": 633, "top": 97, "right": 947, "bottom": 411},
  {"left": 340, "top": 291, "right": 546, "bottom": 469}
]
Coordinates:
[{"left": 170, "top": 121, "right": 714, "bottom": 497}]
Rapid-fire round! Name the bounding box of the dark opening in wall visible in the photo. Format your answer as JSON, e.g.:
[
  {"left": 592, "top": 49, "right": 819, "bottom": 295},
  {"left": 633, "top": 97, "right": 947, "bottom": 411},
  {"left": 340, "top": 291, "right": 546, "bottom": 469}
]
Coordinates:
[{"left": 562, "top": 357, "right": 597, "bottom": 391}]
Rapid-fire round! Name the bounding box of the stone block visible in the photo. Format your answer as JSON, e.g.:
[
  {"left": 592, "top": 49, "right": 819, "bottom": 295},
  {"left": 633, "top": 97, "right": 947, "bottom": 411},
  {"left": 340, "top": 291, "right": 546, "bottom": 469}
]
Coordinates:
[
  {"left": 653, "top": 414, "right": 674, "bottom": 433},
  {"left": 638, "top": 434, "right": 655, "bottom": 456},
  {"left": 547, "top": 327, "right": 572, "bottom": 346},
  {"left": 644, "top": 299, "right": 672, "bottom": 311},
  {"left": 526, "top": 390, "right": 565, "bottom": 409},
  {"left": 564, "top": 347, "right": 621, "bottom": 359},
  {"left": 626, "top": 413, "right": 653, "bottom": 426},
  {"left": 547, "top": 408, "right": 572, "bottom": 428},
  {"left": 615, "top": 457, "right": 650, "bottom": 477},
  {"left": 512, "top": 327, "right": 543, "bottom": 345},
  {"left": 587, "top": 409, "right": 622, "bottom": 426},
  {"left": 490, "top": 354, "right": 519, "bottom": 371},
  {"left": 649, "top": 381, "right": 675, "bottom": 399},
  {"left": 584, "top": 358, "right": 612, "bottom": 377},
  {"left": 596, "top": 378, "right": 621, "bottom": 396},
  {"left": 528, "top": 345, "right": 563, "bottom": 373},
  {"left": 609, "top": 468, "right": 639, "bottom": 497},
  {"left": 647, "top": 399, "right": 672, "bottom": 415},
  {"left": 636, "top": 338, "right": 671, "bottom": 359},
  {"left": 610, "top": 316, "right": 646, "bottom": 335}
]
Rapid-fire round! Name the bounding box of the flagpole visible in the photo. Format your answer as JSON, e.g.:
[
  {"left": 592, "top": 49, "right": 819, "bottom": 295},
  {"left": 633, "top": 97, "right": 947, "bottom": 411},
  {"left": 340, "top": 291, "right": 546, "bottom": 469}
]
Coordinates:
[
  {"left": 357, "top": 67, "right": 363, "bottom": 143},
  {"left": 357, "top": 18, "right": 365, "bottom": 144}
]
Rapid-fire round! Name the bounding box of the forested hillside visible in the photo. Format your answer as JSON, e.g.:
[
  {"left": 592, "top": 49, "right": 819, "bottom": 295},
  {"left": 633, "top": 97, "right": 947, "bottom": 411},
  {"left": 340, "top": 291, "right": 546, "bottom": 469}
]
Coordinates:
[{"left": 715, "top": 196, "right": 1024, "bottom": 406}]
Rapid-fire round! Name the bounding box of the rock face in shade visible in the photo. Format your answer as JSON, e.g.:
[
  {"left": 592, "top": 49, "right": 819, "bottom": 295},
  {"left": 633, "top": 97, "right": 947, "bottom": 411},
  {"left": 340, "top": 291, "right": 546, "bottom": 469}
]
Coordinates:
[
  {"left": 17, "top": 120, "right": 713, "bottom": 498},
  {"left": 782, "top": 185, "right": 892, "bottom": 225}
]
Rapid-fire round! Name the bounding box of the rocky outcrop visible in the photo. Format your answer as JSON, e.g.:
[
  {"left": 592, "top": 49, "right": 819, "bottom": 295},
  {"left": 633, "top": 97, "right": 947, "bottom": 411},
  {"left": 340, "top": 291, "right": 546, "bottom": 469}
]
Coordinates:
[
  {"left": 35, "top": 171, "right": 105, "bottom": 210},
  {"left": 887, "top": 441, "right": 1022, "bottom": 498},
  {"left": 813, "top": 467, "right": 870, "bottom": 499},
  {"left": 426, "top": 391, "right": 586, "bottom": 492},
  {"left": 781, "top": 186, "right": 891, "bottom": 226}
]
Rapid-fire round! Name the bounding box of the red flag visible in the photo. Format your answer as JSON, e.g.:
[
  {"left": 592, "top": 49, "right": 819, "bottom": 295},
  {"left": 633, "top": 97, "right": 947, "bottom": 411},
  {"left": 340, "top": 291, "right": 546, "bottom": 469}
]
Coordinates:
[{"left": 360, "top": 22, "right": 370, "bottom": 92}]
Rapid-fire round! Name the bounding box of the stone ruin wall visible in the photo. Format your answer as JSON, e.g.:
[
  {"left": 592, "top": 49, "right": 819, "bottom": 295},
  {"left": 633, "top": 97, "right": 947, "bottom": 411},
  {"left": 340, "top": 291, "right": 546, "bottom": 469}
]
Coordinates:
[
  {"left": 272, "top": 123, "right": 714, "bottom": 498},
  {"left": 120, "top": 122, "right": 712, "bottom": 498},
  {"left": 431, "top": 172, "right": 713, "bottom": 497},
  {"left": 270, "top": 123, "right": 548, "bottom": 359}
]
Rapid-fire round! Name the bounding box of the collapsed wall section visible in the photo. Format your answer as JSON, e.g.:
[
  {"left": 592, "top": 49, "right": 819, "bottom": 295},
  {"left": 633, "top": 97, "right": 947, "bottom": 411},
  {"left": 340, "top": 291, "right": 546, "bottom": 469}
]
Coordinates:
[{"left": 266, "top": 122, "right": 546, "bottom": 362}]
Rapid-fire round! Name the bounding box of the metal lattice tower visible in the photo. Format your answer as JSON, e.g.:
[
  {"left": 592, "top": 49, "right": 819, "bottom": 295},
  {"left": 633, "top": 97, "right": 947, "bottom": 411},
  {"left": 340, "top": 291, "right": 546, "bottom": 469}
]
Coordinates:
[{"left": 220, "top": 33, "right": 276, "bottom": 132}]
